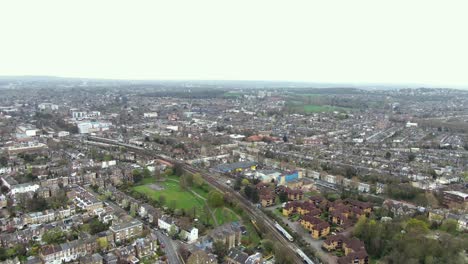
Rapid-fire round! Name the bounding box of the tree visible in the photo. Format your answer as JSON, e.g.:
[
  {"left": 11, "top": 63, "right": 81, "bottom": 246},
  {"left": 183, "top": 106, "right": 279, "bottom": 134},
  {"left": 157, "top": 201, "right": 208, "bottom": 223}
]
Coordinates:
[
  {"left": 193, "top": 173, "right": 204, "bottom": 187},
  {"left": 97, "top": 236, "right": 108, "bottom": 250},
  {"left": 405, "top": 218, "right": 429, "bottom": 234},
  {"left": 241, "top": 178, "right": 250, "bottom": 186},
  {"left": 174, "top": 163, "right": 184, "bottom": 176},
  {"left": 168, "top": 224, "right": 178, "bottom": 238},
  {"left": 274, "top": 242, "right": 293, "bottom": 264},
  {"left": 158, "top": 195, "right": 166, "bottom": 205},
  {"left": 24, "top": 193, "right": 47, "bottom": 212},
  {"left": 233, "top": 177, "right": 242, "bottom": 191},
  {"left": 132, "top": 169, "right": 142, "bottom": 183},
  {"left": 142, "top": 167, "right": 151, "bottom": 178},
  {"left": 42, "top": 227, "right": 66, "bottom": 244},
  {"left": 0, "top": 155, "right": 7, "bottom": 166},
  {"left": 213, "top": 241, "right": 227, "bottom": 262},
  {"left": 154, "top": 167, "right": 162, "bottom": 181},
  {"left": 385, "top": 151, "right": 391, "bottom": 159},
  {"left": 164, "top": 168, "right": 174, "bottom": 176},
  {"left": 89, "top": 218, "right": 108, "bottom": 235},
  {"left": 261, "top": 239, "right": 274, "bottom": 253},
  {"left": 440, "top": 219, "right": 458, "bottom": 235},
  {"left": 251, "top": 188, "right": 260, "bottom": 203},
  {"left": 244, "top": 185, "right": 253, "bottom": 199},
  {"left": 278, "top": 191, "right": 288, "bottom": 203},
  {"left": 207, "top": 191, "right": 224, "bottom": 207}
]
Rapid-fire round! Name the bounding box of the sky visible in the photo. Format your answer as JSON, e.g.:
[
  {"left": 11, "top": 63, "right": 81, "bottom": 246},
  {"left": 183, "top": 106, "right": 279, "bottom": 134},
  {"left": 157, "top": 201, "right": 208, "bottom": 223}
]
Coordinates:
[{"left": 1, "top": 0, "right": 467, "bottom": 88}]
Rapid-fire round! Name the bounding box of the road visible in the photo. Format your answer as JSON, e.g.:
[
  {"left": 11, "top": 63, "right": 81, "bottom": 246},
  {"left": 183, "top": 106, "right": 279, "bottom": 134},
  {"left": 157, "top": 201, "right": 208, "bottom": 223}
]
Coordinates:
[{"left": 154, "top": 229, "right": 181, "bottom": 264}]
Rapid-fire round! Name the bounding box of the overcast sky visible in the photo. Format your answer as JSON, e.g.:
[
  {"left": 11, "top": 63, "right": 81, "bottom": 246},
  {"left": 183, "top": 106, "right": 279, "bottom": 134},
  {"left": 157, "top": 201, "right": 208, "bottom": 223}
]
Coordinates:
[{"left": 1, "top": 0, "right": 467, "bottom": 87}]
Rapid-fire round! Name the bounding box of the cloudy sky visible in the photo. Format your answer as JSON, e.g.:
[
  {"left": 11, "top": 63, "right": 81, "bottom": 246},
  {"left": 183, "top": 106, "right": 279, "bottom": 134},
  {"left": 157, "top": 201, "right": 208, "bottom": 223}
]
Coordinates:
[{"left": 1, "top": 0, "right": 467, "bottom": 87}]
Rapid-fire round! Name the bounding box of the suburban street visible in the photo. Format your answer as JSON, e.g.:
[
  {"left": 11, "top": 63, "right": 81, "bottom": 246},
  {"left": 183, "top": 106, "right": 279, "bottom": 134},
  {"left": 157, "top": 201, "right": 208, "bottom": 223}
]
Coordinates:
[{"left": 154, "top": 230, "right": 182, "bottom": 264}]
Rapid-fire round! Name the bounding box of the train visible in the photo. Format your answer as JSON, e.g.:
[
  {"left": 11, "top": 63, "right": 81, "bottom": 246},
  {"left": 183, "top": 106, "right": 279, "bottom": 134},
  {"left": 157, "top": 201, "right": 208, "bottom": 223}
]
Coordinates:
[
  {"left": 295, "top": 248, "right": 315, "bottom": 264},
  {"left": 274, "top": 221, "right": 294, "bottom": 242}
]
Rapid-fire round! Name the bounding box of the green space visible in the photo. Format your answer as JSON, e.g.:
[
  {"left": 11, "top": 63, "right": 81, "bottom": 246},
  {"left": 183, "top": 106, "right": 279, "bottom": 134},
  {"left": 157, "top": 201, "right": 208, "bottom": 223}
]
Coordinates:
[
  {"left": 285, "top": 99, "right": 348, "bottom": 114},
  {"left": 242, "top": 221, "right": 261, "bottom": 247},
  {"left": 223, "top": 92, "right": 243, "bottom": 98},
  {"left": 132, "top": 175, "right": 238, "bottom": 225},
  {"left": 212, "top": 207, "right": 239, "bottom": 225},
  {"left": 132, "top": 176, "right": 206, "bottom": 212}
]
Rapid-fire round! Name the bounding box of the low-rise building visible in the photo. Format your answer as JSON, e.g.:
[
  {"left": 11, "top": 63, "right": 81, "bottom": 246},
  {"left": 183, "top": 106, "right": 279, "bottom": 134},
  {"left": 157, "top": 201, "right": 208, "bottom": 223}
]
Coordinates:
[{"left": 109, "top": 220, "right": 143, "bottom": 243}]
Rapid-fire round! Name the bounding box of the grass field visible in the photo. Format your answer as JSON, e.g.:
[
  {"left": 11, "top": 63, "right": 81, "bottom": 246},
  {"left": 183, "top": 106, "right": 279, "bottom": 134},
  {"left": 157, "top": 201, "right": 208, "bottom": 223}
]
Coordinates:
[
  {"left": 212, "top": 207, "right": 239, "bottom": 225},
  {"left": 132, "top": 176, "right": 239, "bottom": 225},
  {"left": 132, "top": 176, "right": 206, "bottom": 212},
  {"left": 291, "top": 103, "right": 348, "bottom": 113}
]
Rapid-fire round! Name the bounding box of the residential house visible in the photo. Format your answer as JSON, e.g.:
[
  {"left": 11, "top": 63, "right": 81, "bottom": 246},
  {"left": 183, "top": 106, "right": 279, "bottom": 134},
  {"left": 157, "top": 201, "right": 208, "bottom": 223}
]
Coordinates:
[
  {"left": 134, "top": 237, "right": 158, "bottom": 258},
  {"left": 179, "top": 227, "right": 199, "bottom": 243},
  {"left": 323, "top": 235, "right": 368, "bottom": 264},
  {"left": 186, "top": 250, "right": 217, "bottom": 264},
  {"left": 226, "top": 248, "right": 248, "bottom": 264},
  {"left": 210, "top": 222, "right": 242, "bottom": 250},
  {"left": 158, "top": 215, "right": 178, "bottom": 233}
]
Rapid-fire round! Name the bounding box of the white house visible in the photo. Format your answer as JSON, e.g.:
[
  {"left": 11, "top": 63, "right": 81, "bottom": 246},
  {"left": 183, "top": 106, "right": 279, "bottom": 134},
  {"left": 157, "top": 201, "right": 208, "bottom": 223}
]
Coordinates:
[
  {"left": 406, "top": 122, "right": 418, "bottom": 128},
  {"left": 324, "top": 174, "right": 336, "bottom": 184},
  {"left": 143, "top": 112, "right": 158, "bottom": 118},
  {"left": 166, "top": 125, "right": 178, "bottom": 132},
  {"left": 358, "top": 182, "right": 371, "bottom": 193},
  {"left": 9, "top": 183, "right": 40, "bottom": 195},
  {"left": 57, "top": 131, "right": 70, "bottom": 137},
  {"left": 180, "top": 227, "right": 198, "bottom": 243},
  {"left": 38, "top": 103, "right": 59, "bottom": 111},
  {"left": 101, "top": 160, "right": 117, "bottom": 168},
  {"left": 158, "top": 215, "right": 178, "bottom": 233},
  {"left": 307, "top": 170, "right": 320, "bottom": 179}
]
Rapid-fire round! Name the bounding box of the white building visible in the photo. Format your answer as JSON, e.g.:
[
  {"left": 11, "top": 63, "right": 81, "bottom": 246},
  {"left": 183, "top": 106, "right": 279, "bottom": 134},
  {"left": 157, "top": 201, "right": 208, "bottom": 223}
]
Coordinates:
[
  {"left": 158, "top": 215, "right": 178, "bottom": 233},
  {"left": 9, "top": 183, "right": 40, "bottom": 195},
  {"left": 307, "top": 170, "right": 320, "bottom": 179},
  {"left": 358, "top": 182, "right": 371, "bottom": 193},
  {"left": 16, "top": 126, "right": 39, "bottom": 137},
  {"left": 71, "top": 111, "right": 87, "bottom": 119},
  {"left": 71, "top": 110, "right": 100, "bottom": 120},
  {"left": 325, "top": 174, "right": 337, "bottom": 184},
  {"left": 166, "top": 125, "right": 178, "bottom": 132},
  {"left": 38, "top": 103, "right": 59, "bottom": 110},
  {"left": 406, "top": 122, "right": 418, "bottom": 128},
  {"left": 180, "top": 227, "right": 198, "bottom": 243},
  {"left": 57, "top": 131, "right": 70, "bottom": 137},
  {"left": 143, "top": 112, "right": 158, "bottom": 118},
  {"left": 77, "top": 121, "right": 110, "bottom": 134}
]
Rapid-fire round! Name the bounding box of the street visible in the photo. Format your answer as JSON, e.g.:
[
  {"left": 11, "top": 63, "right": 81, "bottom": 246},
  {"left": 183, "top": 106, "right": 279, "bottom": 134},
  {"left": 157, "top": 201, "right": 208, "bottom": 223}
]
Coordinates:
[{"left": 154, "top": 230, "right": 182, "bottom": 264}]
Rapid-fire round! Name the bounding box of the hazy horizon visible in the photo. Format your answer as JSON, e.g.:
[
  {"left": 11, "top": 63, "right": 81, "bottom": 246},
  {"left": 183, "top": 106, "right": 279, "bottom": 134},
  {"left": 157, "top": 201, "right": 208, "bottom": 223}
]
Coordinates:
[{"left": 1, "top": 0, "right": 468, "bottom": 88}]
